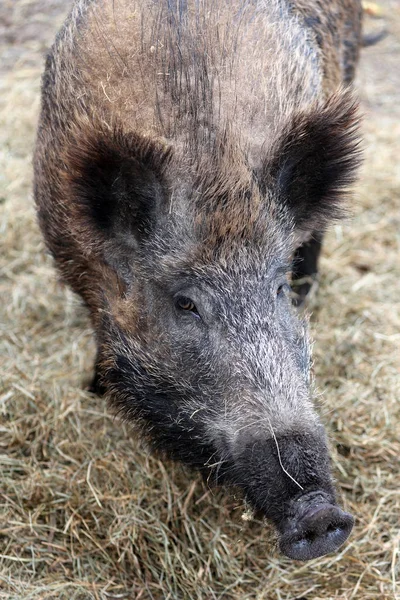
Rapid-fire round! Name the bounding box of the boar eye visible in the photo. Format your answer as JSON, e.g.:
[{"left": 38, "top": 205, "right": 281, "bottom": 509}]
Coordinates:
[
  {"left": 175, "top": 296, "right": 200, "bottom": 317},
  {"left": 277, "top": 283, "right": 289, "bottom": 297}
]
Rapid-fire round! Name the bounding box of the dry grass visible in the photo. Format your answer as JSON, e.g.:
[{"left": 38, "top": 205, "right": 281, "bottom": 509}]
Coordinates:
[{"left": 1, "top": 1, "right": 399, "bottom": 598}]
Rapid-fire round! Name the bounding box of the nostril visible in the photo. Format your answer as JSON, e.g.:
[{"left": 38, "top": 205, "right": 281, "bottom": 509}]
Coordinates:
[
  {"left": 304, "top": 530, "right": 317, "bottom": 542},
  {"left": 326, "top": 523, "right": 341, "bottom": 535}
]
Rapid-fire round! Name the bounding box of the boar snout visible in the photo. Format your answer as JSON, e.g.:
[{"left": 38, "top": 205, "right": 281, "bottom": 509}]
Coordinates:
[
  {"left": 279, "top": 493, "right": 354, "bottom": 560},
  {"left": 229, "top": 432, "right": 354, "bottom": 559}
]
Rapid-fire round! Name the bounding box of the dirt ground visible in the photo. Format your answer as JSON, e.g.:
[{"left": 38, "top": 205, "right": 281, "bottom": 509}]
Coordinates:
[{"left": 0, "top": 1, "right": 399, "bottom": 599}]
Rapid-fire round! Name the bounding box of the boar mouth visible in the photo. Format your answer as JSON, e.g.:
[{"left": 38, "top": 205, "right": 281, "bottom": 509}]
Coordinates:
[{"left": 277, "top": 492, "right": 354, "bottom": 561}]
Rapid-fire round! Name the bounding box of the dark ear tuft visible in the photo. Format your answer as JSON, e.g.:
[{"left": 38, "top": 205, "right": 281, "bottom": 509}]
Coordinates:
[
  {"left": 62, "top": 122, "right": 172, "bottom": 243},
  {"left": 265, "top": 89, "right": 362, "bottom": 234}
]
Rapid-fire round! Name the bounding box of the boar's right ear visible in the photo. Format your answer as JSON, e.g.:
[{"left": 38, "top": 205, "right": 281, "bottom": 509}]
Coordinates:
[
  {"left": 63, "top": 123, "right": 171, "bottom": 264},
  {"left": 265, "top": 90, "right": 361, "bottom": 237}
]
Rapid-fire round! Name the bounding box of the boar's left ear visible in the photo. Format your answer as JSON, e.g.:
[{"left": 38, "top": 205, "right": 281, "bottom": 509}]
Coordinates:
[{"left": 265, "top": 90, "right": 361, "bottom": 236}]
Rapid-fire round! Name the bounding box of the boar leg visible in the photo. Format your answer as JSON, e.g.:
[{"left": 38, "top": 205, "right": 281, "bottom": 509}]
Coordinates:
[
  {"left": 291, "top": 232, "right": 323, "bottom": 306},
  {"left": 88, "top": 354, "right": 107, "bottom": 396}
]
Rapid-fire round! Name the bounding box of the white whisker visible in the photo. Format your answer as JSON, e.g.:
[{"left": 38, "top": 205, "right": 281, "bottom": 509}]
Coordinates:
[{"left": 268, "top": 422, "right": 304, "bottom": 491}]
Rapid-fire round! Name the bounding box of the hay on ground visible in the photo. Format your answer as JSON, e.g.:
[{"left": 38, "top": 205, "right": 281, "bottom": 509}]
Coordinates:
[{"left": 1, "top": 1, "right": 399, "bottom": 598}]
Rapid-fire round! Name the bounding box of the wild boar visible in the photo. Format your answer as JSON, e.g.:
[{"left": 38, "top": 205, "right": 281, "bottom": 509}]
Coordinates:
[{"left": 34, "top": 0, "right": 362, "bottom": 560}]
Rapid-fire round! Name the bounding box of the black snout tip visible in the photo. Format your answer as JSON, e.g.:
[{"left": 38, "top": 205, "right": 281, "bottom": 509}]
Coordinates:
[{"left": 279, "top": 505, "right": 354, "bottom": 561}]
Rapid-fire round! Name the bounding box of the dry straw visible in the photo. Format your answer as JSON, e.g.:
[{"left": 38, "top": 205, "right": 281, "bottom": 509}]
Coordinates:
[{"left": 1, "top": 1, "right": 399, "bottom": 598}]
